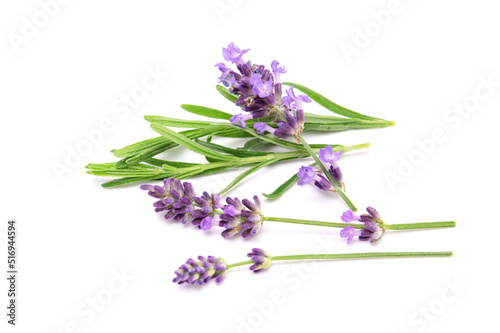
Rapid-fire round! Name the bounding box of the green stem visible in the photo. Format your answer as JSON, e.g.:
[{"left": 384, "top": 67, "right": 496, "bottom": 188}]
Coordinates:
[
  {"left": 227, "top": 260, "right": 254, "bottom": 269},
  {"left": 227, "top": 251, "right": 452, "bottom": 269},
  {"left": 385, "top": 221, "right": 456, "bottom": 230},
  {"left": 296, "top": 134, "right": 357, "bottom": 212},
  {"left": 263, "top": 217, "right": 456, "bottom": 231}
]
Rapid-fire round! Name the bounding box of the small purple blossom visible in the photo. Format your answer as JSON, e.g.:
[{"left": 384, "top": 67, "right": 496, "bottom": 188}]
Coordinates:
[
  {"left": 222, "top": 42, "right": 249, "bottom": 64},
  {"left": 173, "top": 256, "right": 228, "bottom": 285},
  {"left": 318, "top": 146, "right": 344, "bottom": 187},
  {"left": 230, "top": 113, "right": 253, "bottom": 127},
  {"left": 318, "top": 146, "right": 342, "bottom": 165},
  {"left": 282, "top": 86, "right": 311, "bottom": 110},
  {"left": 271, "top": 60, "right": 286, "bottom": 83},
  {"left": 340, "top": 207, "right": 385, "bottom": 244},
  {"left": 219, "top": 195, "right": 263, "bottom": 239},
  {"left": 251, "top": 75, "right": 274, "bottom": 98},
  {"left": 341, "top": 209, "right": 361, "bottom": 222},
  {"left": 254, "top": 122, "right": 276, "bottom": 135},
  {"left": 340, "top": 226, "right": 361, "bottom": 244},
  {"left": 247, "top": 248, "right": 272, "bottom": 272},
  {"left": 297, "top": 166, "right": 334, "bottom": 191}
]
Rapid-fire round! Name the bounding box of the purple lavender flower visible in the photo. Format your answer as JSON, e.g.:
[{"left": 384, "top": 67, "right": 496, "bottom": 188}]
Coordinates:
[
  {"left": 192, "top": 192, "right": 223, "bottom": 229},
  {"left": 230, "top": 113, "right": 253, "bottom": 127},
  {"left": 254, "top": 122, "right": 276, "bottom": 135},
  {"left": 318, "top": 146, "right": 344, "bottom": 187},
  {"left": 216, "top": 44, "right": 281, "bottom": 121},
  {"left": 271, "top": 60, "right": 286, "bottom": 83},
  {"left": 297, "top": 166, "right": 334, "bottom": 191},
  {"left": 281, "top": 86, "right": 311, "bottom": 110},
  {"left": 339, "top": 226, "right": 361, "bottom": 244},
  {"left": 219, "top": 195, "right": 263, "bottom": 239},
  {"left": 341, "top": 209, "right": 361, "bottom": 222},
  {"left": 340, "top": 207, "right": 385, "bottom": 244},
  {"left": 141, "top": 178, "right": 221, "bottom": 230},
  {"left": 251, "top": 75, "right": 274, "bottom": 98},
  {"left": 173, "top": 256, "right": 228, "bottom": 285},
  {"left": 222, "top": 42, "right": 249, "bottom": 64},
  {"left": 247, "top": 248, "right": 272, "bottom": 272}
]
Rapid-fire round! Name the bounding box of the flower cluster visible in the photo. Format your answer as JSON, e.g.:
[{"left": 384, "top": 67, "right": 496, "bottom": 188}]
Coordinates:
[
  {"left": 297, "top": 145, "right": 344, "bottom": 191},
  {"left": 247, "top": 248, "right": 272, "bottom": 272},
  {"left": 215, "top": 42, "right": 283, "bottom": 127},
  {"left": 140, "top": 178, "right": 222, "bottom": 229},
  {"left": 215, "top": 42, "right": 311, "bottom": 139},
  {"left": 340, "top": 207, "right": 385, "bottom": 244},
  {"left": 172, "top": 256, "right": 228, "bottom": 285},
  {"left": 219, "top": 195, "right": 264, "bottom": 239}
]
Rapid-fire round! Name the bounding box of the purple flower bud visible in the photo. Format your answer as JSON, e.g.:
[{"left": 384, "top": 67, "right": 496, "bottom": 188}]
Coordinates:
[
  {"left": 173, "top": 256, "right": 228, "bottom": 285},
  {"left": 219, "top": 195, "right": 264, "bottom": 239},
  {"left": 247, "top": 248, "right": 272, "bottom": 272}
]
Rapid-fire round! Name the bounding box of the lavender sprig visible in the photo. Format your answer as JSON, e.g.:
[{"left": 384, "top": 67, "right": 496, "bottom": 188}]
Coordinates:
[
  {"left": 173, "top": 249, "right": 453, "bottom": 286},
  {"left": 142, "top": 179, "right": 455, "bottom": 243}
]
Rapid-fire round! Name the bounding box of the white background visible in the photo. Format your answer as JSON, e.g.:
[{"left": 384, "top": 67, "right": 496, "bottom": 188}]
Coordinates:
[{"left": 1, "top": 1, "right": 499, "bottom": 332}]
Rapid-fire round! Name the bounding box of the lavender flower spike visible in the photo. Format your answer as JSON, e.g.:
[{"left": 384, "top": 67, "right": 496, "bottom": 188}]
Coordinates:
[
  {"left": 173, "top": 256, "right": 228, "bottom": 285},
  {"left": 340, "top": 207, "right": 386, "bottom": 244},
  {"left": 141, "top": 178, "right": 222, "bottom": 231},
  {"left": 219, "top": 195, "right": 264, "bottom": 238},
  {"left": 247, "top": 248, "right": 272, "bottom": 273}
]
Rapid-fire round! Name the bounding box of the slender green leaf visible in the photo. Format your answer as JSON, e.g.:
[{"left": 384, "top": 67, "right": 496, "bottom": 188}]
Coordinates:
[
  {"left": 150, "top": 123, "right": 240, "bottom": 161},
  {"left": 100, "top": 176, "right": 168, "bottom": 188},
  {"left": 181, "top": 104, "right": 233, "bottom": 120},
  {"left": 145, "top": 115, "right": 229, "bottom": 129},
  {"left": 194, "top": 139, "right": 270, "bottom": 157},
  {"left": 216, "top": 85, "right": 238, "bottom": 103},
  {"left": 283, "top": 82, "right": 382, "bottom": 121},
  {"left": 262, "top": 173, "right": 300, "bottom": 199},
  {"left": 243, "top": 138, "right": 267, "bottom": 149},
  {"left": 220, "top": 158, "right": 279, "bottom": 195}
]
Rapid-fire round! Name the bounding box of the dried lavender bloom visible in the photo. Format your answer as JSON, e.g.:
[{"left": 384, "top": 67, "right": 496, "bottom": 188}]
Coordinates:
[
  {"left": 247, "top": 248, "right": 272, "bottom": 273},
  {"left": 141, "top": 178, "right": 221, "bottom": 230},
  {"left": 172, "top": 256, "right": 228, "bottom": 285},
  {"left": 340, "top": 207, "right": 385, "bottom": 243},
  {"left": 219, "top": 195, "right": 263, "bottom": 239}
]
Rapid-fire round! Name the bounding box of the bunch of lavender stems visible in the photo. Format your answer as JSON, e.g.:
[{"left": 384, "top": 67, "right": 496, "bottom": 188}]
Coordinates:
[
  {"left": 173, "top": 248, "right": 452, "bottom": 286},
  {"left": 86, "top": 42, "right": 394, "bottom": 208},
  {"left": 140, "top": 178, "right": 455, "bottom": 242}
]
